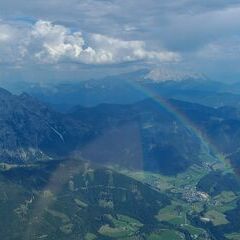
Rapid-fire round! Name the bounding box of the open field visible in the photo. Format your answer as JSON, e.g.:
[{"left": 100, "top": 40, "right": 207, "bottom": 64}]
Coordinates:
[
  {"left": 147, "top": 230, "right": 185, "bottom": 240},
  {"left": 98, "top": 214, "right": 143, "bottom": 238},
  {"left": 204, "top": 210, "right": 229, "bottom": 226},
  {"left": 156, "top": 200, "right": 189, "bottom": 225},
  {"left": 225, "top": 232, "right": 240, "bottom": 240}
]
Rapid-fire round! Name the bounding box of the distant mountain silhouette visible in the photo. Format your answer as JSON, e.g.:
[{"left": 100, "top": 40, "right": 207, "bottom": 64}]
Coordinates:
[{"left": 25, "top": 71, "right": 240, "bottom": 111}]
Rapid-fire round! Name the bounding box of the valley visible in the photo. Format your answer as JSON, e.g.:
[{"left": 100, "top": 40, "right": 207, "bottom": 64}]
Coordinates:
[
  {"left": 120, "top": 161, "right": 240, "bottom": 240},
  {"left": 0, "top": 86, "right": 240, "bottom": 239},
  {"left": 2, "top": 1, "right": 240, "bottom": 239},
  {"left": 0, "top": 155, "right": 240, "bottom": 240}
]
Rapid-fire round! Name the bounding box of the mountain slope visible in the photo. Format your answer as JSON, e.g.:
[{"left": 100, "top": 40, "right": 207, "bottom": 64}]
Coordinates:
[
  {"left": 2, "top": 87, "right": 240, "bottom": 176},
  {"left": 0, "top": 159, "right": 170, "bottom": 240},
  {"left": 71, "top": 99, "right": 240, "bottom": 175},
  {"left": 0, "top": 88, "right": 90, "bottom": 163}
]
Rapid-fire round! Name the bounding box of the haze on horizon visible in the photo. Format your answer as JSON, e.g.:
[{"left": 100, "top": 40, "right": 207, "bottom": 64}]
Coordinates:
[{"left": 1, "top": 0, "right": 240, "bottom": 86}]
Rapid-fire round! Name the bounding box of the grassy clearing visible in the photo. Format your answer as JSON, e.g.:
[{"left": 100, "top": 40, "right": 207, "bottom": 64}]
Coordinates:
[
  {"left": 214, "top": 191, "right": 237, "bottom": 204},
  {"left": 84, "top": 233, "right": 97, "bottom": 240},
  {"left": 214, "top": 202, "right": 238, "bottom": 213},
  {"left": 212, "top": 191, "right": 238, "bottom": 213},
  {"left": 98, "top": 224, "right": 133, "bottom": 238},
  {"left": 225, "top": 232, "right": 240, "bottom": 240},
  {"left": 121, "top": 164, "right": 209, "bottom": 194},
  {"left": 204, "top": 210, "right": 229, "bottom": 226},
  {"left": 147, "top": 230, "right": 185, "bottom": 240},
  {"left": 114, "top": 215, "right": 143, "bottom": 228},
  {"left": 156, "top": 201, "right": 188, "bottom": 225},
  {"left": 98, "top": 214, "right": 143, "bottom": 238},
  {"left": 182, "top": 225, "right": 205, "bottom": 236},
  {"left": 74, "top": 198, "right": 88, "bottom": 208},
  {"left": 120, "top": 170, "right": 174, "bottom": 191},
  {"left": 175, "top": 164, "right": 208, "bottom": 188}
]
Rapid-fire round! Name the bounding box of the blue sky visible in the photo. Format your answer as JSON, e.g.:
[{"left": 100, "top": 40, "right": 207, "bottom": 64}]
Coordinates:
[{"left": 1, "top": 0, "right": 240, "bottom": 85}]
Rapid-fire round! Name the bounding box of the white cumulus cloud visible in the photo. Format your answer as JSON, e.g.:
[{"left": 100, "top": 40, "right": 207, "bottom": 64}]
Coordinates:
[
  {"left": 31, "top": 20, "right": 85, "bottom": 63},
  {"left": 0, "top": 20, "right": 180, "bottom": 65},
  {"left": 87, "top": 34, "right": 180, "bottom": 64},
  {"left": 0, "top": 21, "right": 30, "bottom": 64}
]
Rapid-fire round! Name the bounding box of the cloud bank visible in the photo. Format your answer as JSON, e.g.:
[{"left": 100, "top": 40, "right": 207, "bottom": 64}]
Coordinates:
[
  {"left": 1, "top": 0, "right": 240, "bottom": 82},
  {"left": 0, "top": 20, "right": 180, "bottom": 66}
]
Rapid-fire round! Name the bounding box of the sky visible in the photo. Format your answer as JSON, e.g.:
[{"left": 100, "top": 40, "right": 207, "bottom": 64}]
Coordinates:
[{"left": 1, "top": 0, "right": 240, "bottom": 85}]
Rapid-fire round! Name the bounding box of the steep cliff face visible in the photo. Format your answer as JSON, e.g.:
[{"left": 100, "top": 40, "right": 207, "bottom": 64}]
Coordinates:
[{"left": 0, "top": 88, "right": 90, "bottom": 163}]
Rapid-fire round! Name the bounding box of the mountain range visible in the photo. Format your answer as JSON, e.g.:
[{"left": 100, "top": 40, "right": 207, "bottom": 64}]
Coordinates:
[
  {"left": 21, "top": 70, "right": 240, "bottom": 112},
  {"left": 1, "top": 87, "right": 240, "bottom": 175},
  {"left": 1, "top": 81, "right": 240, "bottom": 239}
]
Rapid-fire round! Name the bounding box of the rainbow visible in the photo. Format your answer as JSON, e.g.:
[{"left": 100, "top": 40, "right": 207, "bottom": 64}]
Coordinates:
[
  {"left": 26, "top": 80, "right": 235, "bottom": 234},
  {"left": 128, "top": 80, "right": 232, "bottom": 171}
]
